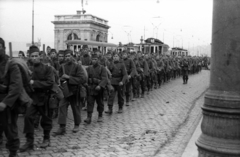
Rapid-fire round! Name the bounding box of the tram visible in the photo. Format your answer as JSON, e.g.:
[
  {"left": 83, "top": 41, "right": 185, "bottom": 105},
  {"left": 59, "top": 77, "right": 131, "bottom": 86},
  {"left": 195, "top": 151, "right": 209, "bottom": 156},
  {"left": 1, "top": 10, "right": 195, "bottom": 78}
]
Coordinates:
[{"left": 66, "top": 40, "right": 117, "bottom": 54}]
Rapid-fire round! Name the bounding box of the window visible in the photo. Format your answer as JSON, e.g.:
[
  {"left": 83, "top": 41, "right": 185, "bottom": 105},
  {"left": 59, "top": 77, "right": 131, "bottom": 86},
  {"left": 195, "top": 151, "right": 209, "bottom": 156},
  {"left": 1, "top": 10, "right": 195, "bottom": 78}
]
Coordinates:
[{"left": 67, "top": 33, "right": 78, "bottom": 40}]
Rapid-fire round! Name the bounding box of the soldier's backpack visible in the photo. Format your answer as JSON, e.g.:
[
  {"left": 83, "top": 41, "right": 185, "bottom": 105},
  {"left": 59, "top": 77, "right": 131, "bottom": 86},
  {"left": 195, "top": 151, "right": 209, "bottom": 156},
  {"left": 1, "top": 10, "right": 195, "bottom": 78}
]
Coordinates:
[{"left": 3, "top": 58, "right": 33, "bottom": 114}]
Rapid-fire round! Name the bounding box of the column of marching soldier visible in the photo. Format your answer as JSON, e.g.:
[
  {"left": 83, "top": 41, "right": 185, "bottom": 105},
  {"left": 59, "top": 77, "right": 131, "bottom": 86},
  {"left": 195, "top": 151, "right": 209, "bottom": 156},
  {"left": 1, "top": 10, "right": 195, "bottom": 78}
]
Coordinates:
[{"left": 0, "top": 37, "right": 205, "bottom": 157}]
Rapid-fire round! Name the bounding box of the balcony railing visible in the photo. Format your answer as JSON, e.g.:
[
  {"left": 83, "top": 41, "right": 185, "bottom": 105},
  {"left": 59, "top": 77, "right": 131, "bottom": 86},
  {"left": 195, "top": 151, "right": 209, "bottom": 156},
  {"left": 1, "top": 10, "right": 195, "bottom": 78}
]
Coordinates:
[{"left": 54, "top": 14, "right": 108, "bottom": 25}]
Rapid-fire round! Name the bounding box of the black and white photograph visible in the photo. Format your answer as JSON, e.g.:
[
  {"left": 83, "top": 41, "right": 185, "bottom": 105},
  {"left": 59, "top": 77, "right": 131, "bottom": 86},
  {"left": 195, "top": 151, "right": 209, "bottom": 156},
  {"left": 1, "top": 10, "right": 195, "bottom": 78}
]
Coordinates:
[{"left": 0, "top": 0, "right": 239, "bottom": 157}]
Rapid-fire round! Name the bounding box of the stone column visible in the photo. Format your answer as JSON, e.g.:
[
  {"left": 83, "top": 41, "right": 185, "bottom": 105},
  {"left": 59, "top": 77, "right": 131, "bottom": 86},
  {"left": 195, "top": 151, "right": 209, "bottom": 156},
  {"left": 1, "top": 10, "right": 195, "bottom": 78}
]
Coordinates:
[
  {"left": 196, "top": 0, "right": 240, "bottom": 157},
  {"left": 54, "top": 29, "right": 58, "bottom": 50},
  {"left": 59, "top": 29, "right": 64, "bottom": 50}
]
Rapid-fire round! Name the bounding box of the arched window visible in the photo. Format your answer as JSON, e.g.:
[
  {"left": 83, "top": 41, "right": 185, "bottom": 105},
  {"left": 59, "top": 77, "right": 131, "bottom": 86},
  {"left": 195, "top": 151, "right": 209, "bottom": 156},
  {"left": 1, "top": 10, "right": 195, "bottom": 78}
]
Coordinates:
[
  {"left": 67, "top": 33, "right": 78, "bottom": 40},
  {"left": 96, "top": 34, "right": 100, "bottom": 41}
]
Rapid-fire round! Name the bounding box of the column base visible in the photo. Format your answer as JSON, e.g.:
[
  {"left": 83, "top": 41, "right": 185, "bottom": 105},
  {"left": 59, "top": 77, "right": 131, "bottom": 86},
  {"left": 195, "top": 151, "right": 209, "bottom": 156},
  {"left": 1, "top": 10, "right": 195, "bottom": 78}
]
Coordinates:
[{"left": 196, "top": 134, "right": 240, "bottom": 157}]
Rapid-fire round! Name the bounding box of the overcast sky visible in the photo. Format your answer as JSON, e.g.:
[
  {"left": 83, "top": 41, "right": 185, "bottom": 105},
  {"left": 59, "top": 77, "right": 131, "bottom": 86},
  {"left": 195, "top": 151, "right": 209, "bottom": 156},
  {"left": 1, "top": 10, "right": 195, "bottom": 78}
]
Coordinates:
[{"left": 0, "top": 0, "right": 213, "bottom": 56}]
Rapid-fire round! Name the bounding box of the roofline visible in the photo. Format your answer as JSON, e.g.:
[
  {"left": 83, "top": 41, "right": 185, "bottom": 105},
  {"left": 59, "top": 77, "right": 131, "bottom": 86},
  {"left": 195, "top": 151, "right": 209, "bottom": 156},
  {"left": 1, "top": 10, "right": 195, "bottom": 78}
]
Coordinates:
[{"left": 54, "top": 14, "right": 109, "bottom": 22}]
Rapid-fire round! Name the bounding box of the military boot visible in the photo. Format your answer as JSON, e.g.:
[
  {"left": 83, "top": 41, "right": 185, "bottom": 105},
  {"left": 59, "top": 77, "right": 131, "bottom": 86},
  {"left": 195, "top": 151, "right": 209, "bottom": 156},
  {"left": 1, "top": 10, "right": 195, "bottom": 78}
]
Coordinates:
[
  {"left": 105, "top": 106, "right": 113, "bottom": 115},
  {"left": 19, "top": 133, "right": 34, "bottom": 152},
  {"left": 39, "top": 139, "right": 50, "bottom": 148},
  {"left": 9, "top": 151, "right": 18, "bottom": 157},
  {"left": 97, "top": 113, "right": 103, "bottom": 122},
  {"left": 84, "top": 113, "right": 92, "bottom": 124},
  {"left": 72, "top": 125, "right": 80, "bottom": 133},
  {"left": 0, "top": 136, "right": 3, "bottom": 145},
  {"left": 118, "top": 107, "right": 123, "bottom": 113},
  {"left": 39, "top": 131, "right": 50, "bottom": 148},
  {"left": 54, "top": 126, "right": 66, "bottom": 136}
]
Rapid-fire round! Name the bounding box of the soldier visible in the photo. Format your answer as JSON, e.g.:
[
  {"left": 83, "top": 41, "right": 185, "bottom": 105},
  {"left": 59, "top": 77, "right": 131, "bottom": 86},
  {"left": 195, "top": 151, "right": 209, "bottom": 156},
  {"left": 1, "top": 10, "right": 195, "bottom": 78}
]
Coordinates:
[
  {"left": 164, "top": 57, "right": 171, "bottom": 82},
  {"left": 137, "top": 51, "right": 149, "bottom": 98},
  {"left": 131, "top": 52, "right": 141, "bottom": 98},
  {"left": 151, "top": 54, "right": 158, "bottom": 89},
  {"left": 49, "top": 49, "right": 60, "bottom": 71},
  {"left": 54, "top": 49, "right": 87, "bottom": 135},
  {"left": 58, "top": 50, "right": 65, "bottom": 65},
  {"left": 122, "top": 51, "right": 136, "bottom": 106},
  {"left": 46, "top": 46, "right": 51, "bottom": 56},
  {"left": 0, "top": 38, "right": 21, "bottom": 157},
  {"left": 0, "top": 38, "right": 4, "bottom": 146},
  {"left": 103, "top": 51, "right": 114, "bottom": 102},
  {"left": 18, "top": 51, "right": 25, "bottom": 59},
  {"left": 145, "top": 53, "right": 153, "bottom": 93},
  {"left": 80, "top": 45, "right": 92, "bottom": 66},
  {"left": 20, "top": 45, "right": 55, "bottom": 152},
  {"left": 181, "top": 58, "right": 189, "bottom": 84},
  {"left": 105, "top": 52, "right": 128, "bottom": 114},
  {"left": 156, "top": 55, "right": 165, "bottom": 88},
  {"left": 79, "top": 46, "right": 91, "bottom": 111},
  {"left": 84, "top": 52, "right": 108, "bottom": 124},
  {"left": 96, "top": 50, "right": 110, "bottom": 101}
]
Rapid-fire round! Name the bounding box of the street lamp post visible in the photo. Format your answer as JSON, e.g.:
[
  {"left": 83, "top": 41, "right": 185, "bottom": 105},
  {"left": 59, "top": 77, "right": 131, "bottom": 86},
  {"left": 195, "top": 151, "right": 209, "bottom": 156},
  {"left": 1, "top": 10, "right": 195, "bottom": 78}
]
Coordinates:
[
  {"left": 108, "top": 31, "right": 113, "bottom": 39},
  {"left": 174, "top": 35, "right": 183, "bottom": 48},
  {"left": 124, "top": 31, "right": 132, "bottom": 43},
  {"left": 152, "top": 16, "right": 162, "bottom": 39},
  {"left": 152, "top": 23, "right": 161, "bottom": 39},
  {"left": 32, "top": 0, "right": 34, "bottom": 45},
  {"left": 123, "top": 26, "right": 132, "bottom": 43}
]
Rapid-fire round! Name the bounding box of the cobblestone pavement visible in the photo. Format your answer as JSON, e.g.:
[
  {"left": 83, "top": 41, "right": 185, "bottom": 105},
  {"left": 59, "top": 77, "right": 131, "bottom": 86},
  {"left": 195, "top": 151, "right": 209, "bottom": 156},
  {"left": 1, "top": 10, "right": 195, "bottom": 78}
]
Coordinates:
[
  {"left": 0, "top": 70, "right": 210, "bottom": 157},
  {"left": 155, "top": 86, "right": 205, "bottom": 157}
]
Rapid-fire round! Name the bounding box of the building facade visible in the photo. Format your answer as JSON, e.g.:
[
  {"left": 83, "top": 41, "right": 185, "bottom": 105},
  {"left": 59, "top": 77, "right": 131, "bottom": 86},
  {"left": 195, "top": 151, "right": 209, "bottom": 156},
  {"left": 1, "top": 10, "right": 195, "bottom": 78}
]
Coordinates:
[
  {"left": 171, "top": 47, "right": 188, "bottom": 56},
  {"left": 137, "top": 38, "right": 169, "bottom": 55},
  {"left": 52, "top": 11, "right": 110, "bottom": 51}
]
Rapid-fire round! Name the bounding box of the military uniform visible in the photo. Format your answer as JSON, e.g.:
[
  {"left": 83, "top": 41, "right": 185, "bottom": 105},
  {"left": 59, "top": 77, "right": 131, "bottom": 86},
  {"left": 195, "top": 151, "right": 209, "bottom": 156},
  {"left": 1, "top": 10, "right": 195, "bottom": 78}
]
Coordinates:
[
  {"left": 84, "top": 54, "right": 107, "bottom": 124},
  {"left": 56, "top": 50, "right": 87, "bottom": 134},
  {"left": 21, "top": 47, "right": 55, "bottom": 152},
  {"left": 146, "top": 55, "right": 154, "bottom": 92},
  {"left": 98, "top": 54, "right": 110, "bottom": 101},
  {"left": 81, "top": 53, "right": 92, "bottom": 66},
  {"left": 181, "top": 59, "right": 189, "bottom": 84},
  {"left": 0, "top": 54, "right": 21, "bottom": 157},
  {"left": 137, "top": 55, "right": 149, "bottom": 98},
  {"left": 156, "top": 57, "right": 165, "bottom": 88},
  {"left": 122, "top": 53, "right": 136, "bottom": 106},
  {"left": 151, "top": 56, "right": 158, "bottom": 89},
  {"left": 106, "top": 57, "right": 127, "bottom": 114},
  {"left": 133, "top": 57, "right": 141, "bottom": 97}
]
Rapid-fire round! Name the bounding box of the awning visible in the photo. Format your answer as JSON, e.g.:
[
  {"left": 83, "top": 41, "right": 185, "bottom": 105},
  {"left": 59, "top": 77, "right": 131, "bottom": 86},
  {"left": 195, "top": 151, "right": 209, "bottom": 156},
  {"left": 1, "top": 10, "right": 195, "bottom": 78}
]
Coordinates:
[{"left": 66, "top": 40, "right": 118, "bottom": 47}]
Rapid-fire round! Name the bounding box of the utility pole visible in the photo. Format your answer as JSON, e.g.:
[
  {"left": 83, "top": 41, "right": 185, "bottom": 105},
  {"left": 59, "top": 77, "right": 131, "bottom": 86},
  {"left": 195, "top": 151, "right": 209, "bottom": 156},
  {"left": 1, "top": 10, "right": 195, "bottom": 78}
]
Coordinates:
[
  {"left": 182, "top": 38, "right": 183, "bottom": 49},
  {"left": 173, "top": 36, "right": 174, "bottom": 47},
  {"left": 81, "top": 0, "right": 86, "bottom": 14},
  {"left": 32, "top": 0, "right": 34, "bottom": 45},
  {"left": 163, "top": 31, "right": 164, "bottom": 42},
  {"left": 144, "top": 26, "right": 145, "bottom": 40}
]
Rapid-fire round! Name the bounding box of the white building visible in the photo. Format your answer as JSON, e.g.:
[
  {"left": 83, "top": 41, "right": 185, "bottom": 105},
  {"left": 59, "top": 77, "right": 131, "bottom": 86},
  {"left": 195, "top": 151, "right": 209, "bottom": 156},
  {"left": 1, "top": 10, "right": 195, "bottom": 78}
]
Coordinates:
[
  {"left": 137, "top": 38, "right": 169, "bottom": 55},
  {"left": 52, "top": 11, "right": 110, "bottom": 52}
]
